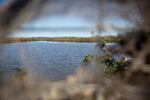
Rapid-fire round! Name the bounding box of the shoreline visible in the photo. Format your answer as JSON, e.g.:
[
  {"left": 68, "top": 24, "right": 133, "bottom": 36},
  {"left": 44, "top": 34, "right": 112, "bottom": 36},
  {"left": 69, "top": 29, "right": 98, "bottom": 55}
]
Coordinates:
[{"left": 0, "top": 36, "right": 120, "bottom": 44}]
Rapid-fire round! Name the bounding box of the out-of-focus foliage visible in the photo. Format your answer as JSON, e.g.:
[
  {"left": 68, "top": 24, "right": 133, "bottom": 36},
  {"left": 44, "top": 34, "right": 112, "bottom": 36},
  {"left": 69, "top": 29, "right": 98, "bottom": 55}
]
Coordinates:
[
  {"left": 102, "top": 53, "right": 128, "bottom": 74},
  {"left": 14, "top": 67, "right": 27, "bottom": 77},
  {"left": 0, "top": 0, "right": 149, "bottom": 100},
  {"left": 83, "top": 54, "right": 94, "bottom": 63}
]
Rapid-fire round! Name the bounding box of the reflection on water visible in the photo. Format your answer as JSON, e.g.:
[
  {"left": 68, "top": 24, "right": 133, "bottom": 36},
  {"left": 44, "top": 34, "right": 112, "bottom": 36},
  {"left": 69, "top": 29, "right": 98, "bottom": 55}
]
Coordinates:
[{"left": 0, "top": 42, "right": 96, "bottom": 80}]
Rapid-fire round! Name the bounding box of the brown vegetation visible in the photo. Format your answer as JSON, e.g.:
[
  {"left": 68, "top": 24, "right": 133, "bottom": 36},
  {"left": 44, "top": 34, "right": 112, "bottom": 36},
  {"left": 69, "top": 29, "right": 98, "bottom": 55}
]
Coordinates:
[
  {"left": 0, "top": 36, "right": 120, "bottom": 43},
  {"left": 0, "top": 0, "right": 150, "bottom": 100}
]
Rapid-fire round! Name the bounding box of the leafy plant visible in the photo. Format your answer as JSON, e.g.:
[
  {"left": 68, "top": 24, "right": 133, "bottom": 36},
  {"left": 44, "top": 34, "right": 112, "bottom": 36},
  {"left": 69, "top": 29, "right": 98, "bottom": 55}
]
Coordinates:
[
  {"left": 83, "top": 54, "right": 94, "bottom": 63},
  {"left": 14, "top": 67, "right": 27, "bottom": 77},
  {"left": 102, "top": 54, "right": 128, "bottom": 74}
]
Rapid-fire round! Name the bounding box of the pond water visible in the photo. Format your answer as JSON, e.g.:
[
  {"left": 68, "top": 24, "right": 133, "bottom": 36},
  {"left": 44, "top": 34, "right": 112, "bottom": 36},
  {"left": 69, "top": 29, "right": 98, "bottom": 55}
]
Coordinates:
[{"left": 0, "top": 42, "right": 97, "bottom": 80}]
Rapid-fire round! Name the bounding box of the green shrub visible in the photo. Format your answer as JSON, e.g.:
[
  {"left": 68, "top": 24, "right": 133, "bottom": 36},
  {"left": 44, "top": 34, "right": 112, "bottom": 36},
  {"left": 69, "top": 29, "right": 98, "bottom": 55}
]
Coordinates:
[
  {"left": 14, "top": 67, "right": 27, "bottom": 77},
  {"left": 83, "top": 54, "right": 94, "bottom": 63},
  {"left": 102, "top": 54, "right": 128, "bottom": 74}
]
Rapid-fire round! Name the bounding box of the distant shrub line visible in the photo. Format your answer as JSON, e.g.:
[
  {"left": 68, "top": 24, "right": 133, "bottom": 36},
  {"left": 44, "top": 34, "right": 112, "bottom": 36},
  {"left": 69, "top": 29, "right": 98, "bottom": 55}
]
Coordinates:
[{"left": 0, "top": 36, "right": 120, "bottom": 43}]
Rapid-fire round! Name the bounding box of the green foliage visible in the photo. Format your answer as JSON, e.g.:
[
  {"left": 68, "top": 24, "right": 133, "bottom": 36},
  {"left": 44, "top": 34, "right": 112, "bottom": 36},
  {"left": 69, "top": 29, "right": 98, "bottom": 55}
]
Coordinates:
[
  {"left": 14, "top": 67, "right": 27, "bottom": 77},
  {"left": 102, "top": 54, "right": 128, "bottom": 74},
  {"left": 83, "top": 54, "right": 94, "bottom": 63}
]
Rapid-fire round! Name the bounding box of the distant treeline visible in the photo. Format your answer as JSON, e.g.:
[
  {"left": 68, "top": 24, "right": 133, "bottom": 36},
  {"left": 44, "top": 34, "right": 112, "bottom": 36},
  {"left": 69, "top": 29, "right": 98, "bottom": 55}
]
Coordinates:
[{"left": 0, "top": 36, "right": 120, "bottom": 43}]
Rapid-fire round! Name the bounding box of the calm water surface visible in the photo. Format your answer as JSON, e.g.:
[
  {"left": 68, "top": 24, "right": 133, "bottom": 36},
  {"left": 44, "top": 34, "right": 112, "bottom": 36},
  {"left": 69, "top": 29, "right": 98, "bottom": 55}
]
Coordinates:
[{"left": 0, "top": 42, "right": 97, "bottom": 80}]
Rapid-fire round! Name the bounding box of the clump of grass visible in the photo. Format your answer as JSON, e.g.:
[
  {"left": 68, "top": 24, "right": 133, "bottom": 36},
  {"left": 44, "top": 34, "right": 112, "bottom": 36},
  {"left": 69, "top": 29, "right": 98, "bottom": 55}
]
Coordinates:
[
  {"left": 83, "top": 54, "right": 94, "bottom": 63},
  {"left": 14, "top": 67, "right": 27, "bottom": 77}
]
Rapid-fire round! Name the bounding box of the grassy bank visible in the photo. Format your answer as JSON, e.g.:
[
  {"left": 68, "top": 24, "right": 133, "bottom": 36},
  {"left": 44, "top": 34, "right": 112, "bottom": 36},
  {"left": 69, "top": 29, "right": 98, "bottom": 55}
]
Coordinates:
[{"left": 0, "top": 36, "right": 120, "bottom": 43}]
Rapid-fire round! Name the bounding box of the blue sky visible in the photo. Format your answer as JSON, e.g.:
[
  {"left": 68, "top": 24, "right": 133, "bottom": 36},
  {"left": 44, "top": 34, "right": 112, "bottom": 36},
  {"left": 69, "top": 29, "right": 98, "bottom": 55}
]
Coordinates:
[
  {"left": 11, "top": 16, "right": 132, "bottom": 37},
  {"left": 0, "top": 0, "right": 6, "bottom": 5},
  {"left": 1, "top": 0, "right": 133, "bottom": 37},
  {"left": 24, "top": 16, "right": 95, "bottom": 28}
]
